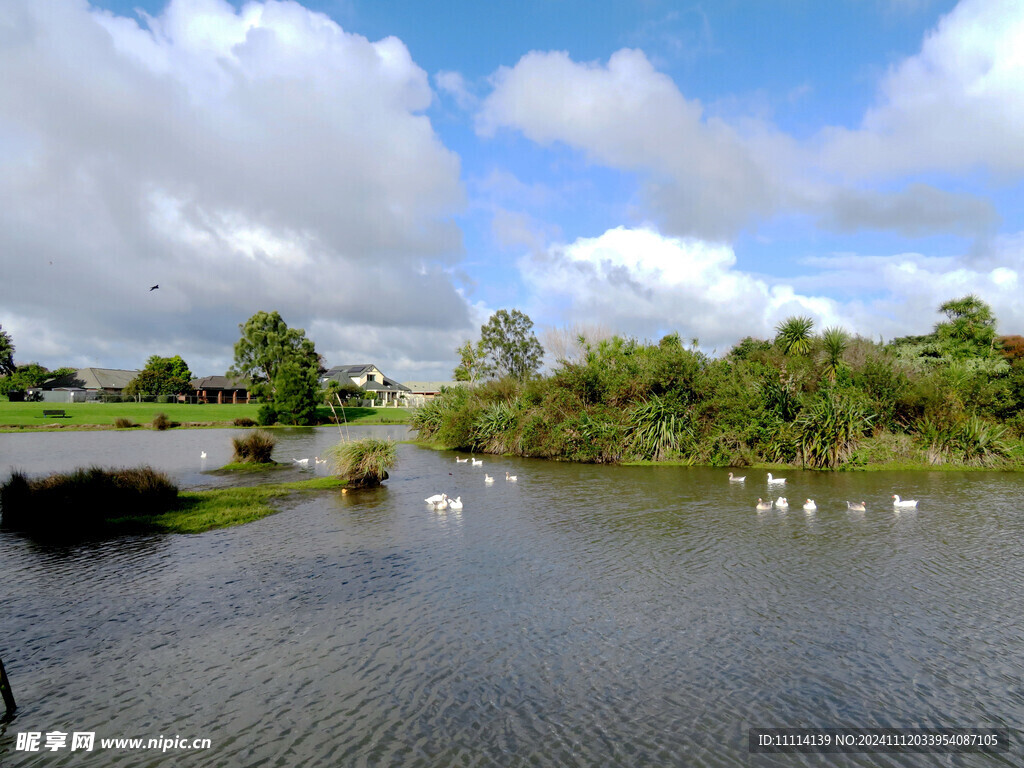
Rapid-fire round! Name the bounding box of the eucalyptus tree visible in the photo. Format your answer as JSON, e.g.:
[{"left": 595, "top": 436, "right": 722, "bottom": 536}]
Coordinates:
[{"left": 476, "top": 309, "right": 544, "bottom": 381}]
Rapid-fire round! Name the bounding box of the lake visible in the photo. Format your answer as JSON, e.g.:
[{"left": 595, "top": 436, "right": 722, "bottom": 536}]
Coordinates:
[{"left": 1, "top": 426, "right": 1021, "bottom": 766}]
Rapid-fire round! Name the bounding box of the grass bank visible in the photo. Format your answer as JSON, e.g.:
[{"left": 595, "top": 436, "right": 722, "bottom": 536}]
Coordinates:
[
  {"left": 116, "top": 476, "right": 346, "bottom": 534},
  {"left": 0, "top": 401, "right": 413, "bottom": 431},
  {"left": 0, "top": 465, "right": 346, "bottom": 536}
]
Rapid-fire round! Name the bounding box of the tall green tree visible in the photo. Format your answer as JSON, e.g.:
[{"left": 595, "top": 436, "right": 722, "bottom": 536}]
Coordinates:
[
  {"left": 819, "top": 327, "right": 849, "bottom": 382},
  {"left": 125, "top": 355, "right": 194, "bottom": 398},
  {"left": 478, "top": 309, "right": 544, "bottom": 380},
  {"left": 272, "top": 360, "right": 319, "bottom": 425},
  {"left": 229, "top": 311, "right": 319, "bottom": 402},
  {"left": 0, "top": 324, "right": 15, "bottom": 376}
]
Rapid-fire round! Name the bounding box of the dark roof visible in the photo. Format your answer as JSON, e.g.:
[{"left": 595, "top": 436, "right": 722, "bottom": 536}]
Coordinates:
[
  {"left": 326, "top": 364, "right": 375, "bottom": 376},
  {"left": 321, "top": 364, "right": 409, "bottom": 392},
  {"left": 43, "top": 368, "right": 141, "bottom": 390},
  {"left": 191, "top": 375, "right": 250, "bottom": 390}
]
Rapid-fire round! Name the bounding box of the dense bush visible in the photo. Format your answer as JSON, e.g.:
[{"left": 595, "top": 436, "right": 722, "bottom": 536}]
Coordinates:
[
  {"left": 256, "top": 405, "right": 278, "bottom": 426},
  {"left": 416, "top": 296, "right": 1024, "bottom": 469},
  {"left": 1, "top": 467, "right": 178, "bottom": 533},
  {"left": 152, "top": 412, "right": 172, "bottom": 430},
  {"left": 326, "top": 438, "right": 396, "bottom": 488},
  {"left": 233, "top": 417, "right": 257, "bottom": 427},
  {"left": 231, "top": 430, "right": 276, "bottom": 463}
]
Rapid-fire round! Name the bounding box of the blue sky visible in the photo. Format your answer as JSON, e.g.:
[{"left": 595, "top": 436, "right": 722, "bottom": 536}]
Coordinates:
[{"left": 2, "top": 0, "right": 1022, "bottom": 378}]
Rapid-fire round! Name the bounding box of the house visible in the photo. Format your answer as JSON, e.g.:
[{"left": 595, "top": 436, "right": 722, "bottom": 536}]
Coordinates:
[
  {"left": 320, "top": 364, "right": 410, "bottom": 405},
  {"left": 41, "top": 368, "right": 141, "bottom": 400},
  {"left": 401, "top": 381, "right": 466, "bottom": 407},
  {"left": 190, "top": 375, "right": 251, "bottom": 404}
]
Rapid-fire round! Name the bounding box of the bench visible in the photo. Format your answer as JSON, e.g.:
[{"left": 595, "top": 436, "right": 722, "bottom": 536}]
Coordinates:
[{"left": 41, "top": 409, "right": 68, "bottom": 418}]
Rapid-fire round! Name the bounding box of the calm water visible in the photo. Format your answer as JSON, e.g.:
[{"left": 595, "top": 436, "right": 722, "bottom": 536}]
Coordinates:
[{"left": 1, "top": 427, "right": 1022, "bottom": 766}]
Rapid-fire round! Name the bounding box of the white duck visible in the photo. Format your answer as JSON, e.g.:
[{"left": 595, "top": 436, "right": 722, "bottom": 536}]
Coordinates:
[
  {"left": 471, "top": 458, "right": 483, "bottom": 466},
  {"left": 200, "top": 451, "right": 207, "bottom": 459},
  {"left": 756, "top": 498, "right": 772, "bottom": 511},
  {"left": 775, "top": 497, "right": 789, "bottom": 509},
  {"left": 448, "top": 497, "right": 463, "bottom": 511},
  {"left": 892, "top": 494, "right": 918, "bottom": 508},
  {"left": 506, "top": 472, "right": 517, "bottom": 482},
  {"left": 847, "top": 501, "right": 866, "bottom": 512},
  {"left": 292, "top": 457, "right": 309, "bottom": 466},
  {"left": 767, "top": 473, "right": 786, "bottom": 485},
  {"left": 803, "top": 499, "right": 817, "bottom": 511},
  {"left": 425, "top": 493, "right": 447, "bottom": 505},
  {"left": 434, "top": 497, "right": 448, "bottom": 511},
  {"left": 455, "top": 457, "right": 468, "bottom": 463},
  {"left": 315, "top": 456, "right": 326, "bottom": 465},
  {"left": 484, "top": 474, "right": 494, "bottom": 484},
  {"left": 728, "top": 472, "right": 746, "bottom": 483}
]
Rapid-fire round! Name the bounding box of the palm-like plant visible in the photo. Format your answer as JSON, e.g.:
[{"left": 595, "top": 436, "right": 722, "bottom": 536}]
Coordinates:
[
  {"left": 820, "top": 326, "right": 849, "bottom": 381},
  {"left": 775, "top": 315, "right": 815, "bottom": 356}
]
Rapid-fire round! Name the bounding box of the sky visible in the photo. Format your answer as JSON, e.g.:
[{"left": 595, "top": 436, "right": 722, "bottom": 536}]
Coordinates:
[{"left": 2, "top": 0, "right": 1023, "bottom": 380}]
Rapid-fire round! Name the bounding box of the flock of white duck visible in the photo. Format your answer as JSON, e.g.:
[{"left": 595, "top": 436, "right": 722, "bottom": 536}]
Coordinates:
[
  {"left": 426, "top": 457, "right": 519, "bottom": 511},
  {"left": 727, "top": 472, "right": 919, "bottom": 513}
]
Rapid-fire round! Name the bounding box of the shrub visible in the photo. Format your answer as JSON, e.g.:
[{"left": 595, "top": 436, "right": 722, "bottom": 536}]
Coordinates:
[
  {"left": 256, "top": 405, "right": 278, "bottom": 426},
  {"left": 326, "top": 438, "right": 396, "bottom": 488},
  {"left": 113, "top": 417, "right": 135, "bottom": 429},
  {"left": 231, "top": 430, "right": 276, "bottom": 463},
  {"left": 233, "top": 417, "right": 257, "bottom": 427},
  {"left": 152, "top": 412, "right": 171, "bottom": 430},
  {"left": 0, "top": 467, "right": 178, "bottom": 533},
  {"left": 156, "top": 395, "right": 175, "bottom": 404}
]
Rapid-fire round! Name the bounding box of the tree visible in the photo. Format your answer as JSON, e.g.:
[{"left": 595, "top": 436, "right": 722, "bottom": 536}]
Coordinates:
[
  {"left": 935, "top": 294, "right": 997, "bottom": 355},
  {"left": 321, "top": 380, "right": 365, "bottom": 405},
  {"left": 0, "top": 363, "right": 75, "bottom": 396},
  {"left": 819, "top": 327, "right": 849, "bottom": 382},
  {"left": 453, "top": 339, "right": 491, "bottom": 383},
  {"left": 478, "top": 309, "right": 544, "bottom": 380},
  {"left": 124, "top": 355, "right": 194, "bottom": 398},
  {"left": 0, "top": 324, "right": 14, "bottom": 376},
  {"left": 774, "top": 315, "right": 815, "bottom": 356},
  {"left": 272, "top": 359, "right": 319, "bottom": 425},
  {"left": 229, "top": 311, "right": 319, "bottom": 402}
]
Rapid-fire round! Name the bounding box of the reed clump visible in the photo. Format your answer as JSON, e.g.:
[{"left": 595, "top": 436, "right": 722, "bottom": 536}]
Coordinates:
[
  {"left": 152, "top": 412, "right": 172, "bottom": 430},
  {"left": 231, "top": 430, "right": 277, "bottom": 463},
  {"left": 114, "top": 417, "right": 136, "bottom": 429},
  {"left": 0, "top": 466, "right": 179, "bottom": 533},
  {"left": 326, "top": 438, "right": 396, "bottom": 488}
]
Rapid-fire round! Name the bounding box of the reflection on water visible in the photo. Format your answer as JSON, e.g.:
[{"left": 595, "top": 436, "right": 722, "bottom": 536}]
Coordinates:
[{"left": 2, "top": 430, "right": 1023, "bottom": 766}]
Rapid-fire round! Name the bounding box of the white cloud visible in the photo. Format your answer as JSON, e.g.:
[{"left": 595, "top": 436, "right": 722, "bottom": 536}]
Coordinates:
[
  {"left": 477, "top": 48, "right": 782, "bottom": 241},
  {"left": 477, "top": 2, "right": 1021, "bottom": 243},
  {"left": 819, "top": 0, "right": 1024, "bottom": 178},
  {"left": 0, "top": 0, "right": 469, "bottom": 378},
  {"left": 520, "top": 227, "right": 1024, "bottom": 351}
]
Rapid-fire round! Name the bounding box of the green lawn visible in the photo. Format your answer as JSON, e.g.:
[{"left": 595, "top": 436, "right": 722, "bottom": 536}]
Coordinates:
[{"left": 0, "top": 401, "right": 413, "bottom": 430}]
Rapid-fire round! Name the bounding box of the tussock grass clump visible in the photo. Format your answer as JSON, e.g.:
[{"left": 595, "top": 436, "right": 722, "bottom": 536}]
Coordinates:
[
  {"left": 231, "top": 430, "right": 276, "bottom": 463},
  {"left": 152, "top": 412, "right": 171, "bottom": 430},
  {"left": 233, "top": 417, "right": 257, "bottom": 427},
  {"left": 0, "top": 466, "right": 178, "bottom": 533},
  {"left": 326, "top": 438, "right": 396, "bottom": 488},
  {"left": 114, "top": 417, "right": 136, "bottom": 429}
]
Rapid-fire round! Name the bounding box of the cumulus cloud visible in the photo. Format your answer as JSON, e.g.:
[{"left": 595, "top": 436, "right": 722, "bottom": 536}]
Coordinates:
[
  {"left": 520, "top": 227, "right": 1024, "bottom": 352},
  {"left": 477, "top": 48, "right": 782, "bottom": 242},
  {"left": 820, "top": 0, "right": 1024, "bottom": 178},
  {"left": 0, "top": 0, "right": 467, "bottom": 378},
  {"left": 477, "top": 1, "right": 1020, "bottom": 244}
]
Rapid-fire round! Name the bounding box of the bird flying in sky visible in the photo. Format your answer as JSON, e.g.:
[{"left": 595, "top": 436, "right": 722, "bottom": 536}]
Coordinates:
[{"left": 149, "top": 284, "right": 159, "bottom": 291}]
